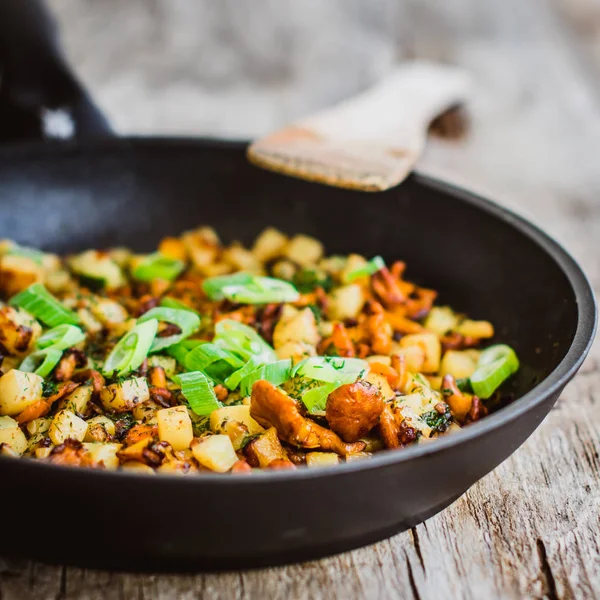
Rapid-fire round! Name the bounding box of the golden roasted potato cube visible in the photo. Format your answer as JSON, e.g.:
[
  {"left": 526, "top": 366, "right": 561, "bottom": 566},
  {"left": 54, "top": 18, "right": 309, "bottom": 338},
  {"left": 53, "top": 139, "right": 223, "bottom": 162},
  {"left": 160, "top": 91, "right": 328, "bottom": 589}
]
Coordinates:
[
  {"left": 59, "top": 384, "right": 93, "bottom": 415},
  {"left": 49, "top": 410, "right": 88, "bottom": 445},
  {"left": 0, "top": 306, "right": 42, "bottom": 356},
  {"left": 273, "top": 306, "right": 320, "bottom": 349},
  {"left": 284, "top": 234, "right": 323, "bottom": 267},
  {"left": 392, "top": 344, "right": 426, "bottom": 372},
  {"left": 271, "top": 259, "right": 297, "bottom": 281},
  {"left": 120, "top": 461, "right": 155, "bottom": 474},
  {"left": 364, "top": 372, "right": 395, "bottom": 401},
  {"left": 77, "top": 308, "right": 103, "bottom": 334},
  {"left": 366, "top": 355, "right": 392, "bottom": 366},
  {"left": 84, "top": 415, "right": 116, "bottom": 442},
  {"left": 157, "top": 406, "right": 193, "bottom": 451},
  {"left": 222, "top": 243, "right": 263, "bottom": 274},
  {"left": 100, "top": 377, "right": 149, "bottom": 413},
  {"left": 191, "top": 434, "right": 238, "bottom": 473},
  {"left": 455, "top": 319, "right": 494, "bottom": 339},
  {"left": 35, "top": 446, "right": 53, "bottom": 459},
  {"left": 83, "top": 442, "right": 122, "bottom": 469},
  {"left": 440, "top": 351, "right": 477, "bottom": 379},
  {"left": 400, "top": 333, "right": 441, "bottom": 373},
  {"left": 426, "top": 376, "right": 443, "bottom": 391},
  {"left": 132, "top": 401, "right": 159, "bottom": 423},
  {"left": 243, "top": 427, "right": 285, "bottom": 468},
  {"left": 182, "top": 227, "right": 219, "bottom": 268},
  {"left": 424, "top": 307, "right": 459, "bottom": 336},
  {"left": 0, "top": 255, "right": 44, "bottom": 297},
  {"left": 0, "top": 370, "right": 43, "bottom": 416},
  {"left": 0, "top": 415, "right": 28, "bottom": 454},
  {"left": 210, "top": 405, "right": 264, "bottom": 450},
  {"left": 306, "top": 452, "right": 339, "bottom": 468},
  {"left": 327, "top": 284, "right": 365, "bottom": 321},
  {"left": 26, "top": 417, "right": 52, "bottom": 437},
  {"left": 89, "top": 298, "right": 128, "bottom": 325},
  {"left": 252, "top": 228, "right": 288, "bottom": 262}
]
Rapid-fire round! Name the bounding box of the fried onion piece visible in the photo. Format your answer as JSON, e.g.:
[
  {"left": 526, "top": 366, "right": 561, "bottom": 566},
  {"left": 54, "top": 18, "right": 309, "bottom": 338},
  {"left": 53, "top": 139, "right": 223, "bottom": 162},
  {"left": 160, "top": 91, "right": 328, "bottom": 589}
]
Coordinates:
[{"left": 250, "top": 380, "right": 364, "bottom": 456}]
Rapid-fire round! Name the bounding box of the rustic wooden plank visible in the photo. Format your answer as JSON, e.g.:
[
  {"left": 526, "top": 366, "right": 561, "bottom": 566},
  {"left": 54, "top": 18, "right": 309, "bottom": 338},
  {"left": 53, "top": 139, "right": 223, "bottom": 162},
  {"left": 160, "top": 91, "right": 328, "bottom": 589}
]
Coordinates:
[{"left": 1, "top": 0, "right": 599, "bottom": 598}]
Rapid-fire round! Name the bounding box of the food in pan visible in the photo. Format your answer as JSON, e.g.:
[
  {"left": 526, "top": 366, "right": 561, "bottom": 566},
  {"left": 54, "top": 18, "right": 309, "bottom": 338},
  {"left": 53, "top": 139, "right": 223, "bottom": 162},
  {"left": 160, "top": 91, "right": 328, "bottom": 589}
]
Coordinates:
[{"left": 0, "top": 228, "right": 519, "bottom": 473}]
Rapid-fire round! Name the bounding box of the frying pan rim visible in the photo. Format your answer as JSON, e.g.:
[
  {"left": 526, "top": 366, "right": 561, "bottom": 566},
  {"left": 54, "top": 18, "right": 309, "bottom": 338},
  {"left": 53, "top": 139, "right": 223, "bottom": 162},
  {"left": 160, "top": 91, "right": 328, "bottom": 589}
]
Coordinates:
[{"left": 0, "top": 136, "right": 595, "bottom": 485}]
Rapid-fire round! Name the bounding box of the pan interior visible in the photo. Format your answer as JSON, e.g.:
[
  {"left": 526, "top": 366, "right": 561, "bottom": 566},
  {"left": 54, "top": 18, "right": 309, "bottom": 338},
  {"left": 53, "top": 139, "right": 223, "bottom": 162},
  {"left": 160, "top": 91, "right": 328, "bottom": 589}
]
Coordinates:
[{"left": 0, "top": 140, "right": 578, "bottom": 399}]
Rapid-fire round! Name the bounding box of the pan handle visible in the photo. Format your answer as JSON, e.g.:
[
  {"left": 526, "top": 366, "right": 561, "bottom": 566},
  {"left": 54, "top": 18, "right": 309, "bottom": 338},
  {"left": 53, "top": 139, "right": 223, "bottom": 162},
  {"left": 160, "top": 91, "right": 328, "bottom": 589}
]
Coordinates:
[{"left": 0, "top": 0, "right": 113, "bottom": 143}]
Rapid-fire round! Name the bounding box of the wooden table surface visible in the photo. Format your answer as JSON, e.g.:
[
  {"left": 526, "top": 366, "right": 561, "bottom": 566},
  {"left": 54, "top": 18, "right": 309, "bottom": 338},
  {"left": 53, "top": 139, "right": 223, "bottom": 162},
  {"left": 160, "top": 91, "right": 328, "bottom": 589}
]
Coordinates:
[{"left": 2, "top": 0, "right": 599, "bottom": 598}]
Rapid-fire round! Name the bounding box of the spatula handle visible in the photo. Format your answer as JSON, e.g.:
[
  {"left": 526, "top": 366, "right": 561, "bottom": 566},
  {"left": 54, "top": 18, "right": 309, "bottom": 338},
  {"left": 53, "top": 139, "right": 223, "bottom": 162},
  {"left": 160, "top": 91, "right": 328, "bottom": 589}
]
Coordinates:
[{"left": 300, "top": 62, "right": 471, "bottom": 147}]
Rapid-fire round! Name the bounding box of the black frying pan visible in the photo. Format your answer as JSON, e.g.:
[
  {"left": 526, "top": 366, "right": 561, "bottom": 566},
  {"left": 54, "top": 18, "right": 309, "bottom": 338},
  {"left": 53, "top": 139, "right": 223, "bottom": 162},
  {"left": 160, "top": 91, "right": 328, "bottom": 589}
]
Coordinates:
[{"left": 0, "top": 2, "right": 596, "bottom": 572}]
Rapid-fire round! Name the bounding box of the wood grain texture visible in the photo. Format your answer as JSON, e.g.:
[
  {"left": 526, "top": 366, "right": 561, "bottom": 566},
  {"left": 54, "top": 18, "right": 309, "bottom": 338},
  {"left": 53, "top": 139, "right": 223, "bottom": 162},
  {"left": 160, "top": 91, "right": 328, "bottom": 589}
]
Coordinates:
[{"left": 2, "top": 0, "right": 600, "bottom": 598}]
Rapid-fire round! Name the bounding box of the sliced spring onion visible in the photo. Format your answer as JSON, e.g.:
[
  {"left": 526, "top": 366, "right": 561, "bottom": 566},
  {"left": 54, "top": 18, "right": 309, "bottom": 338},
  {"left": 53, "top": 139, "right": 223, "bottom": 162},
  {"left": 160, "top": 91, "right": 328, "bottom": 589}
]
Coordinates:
[
  {"left": 184, "top": 343, "right": 244, "bottom": 384},
  {"left": 37, "top": 324, "right": 85, "bottom": 351},
  {"left": 159, "top": 297, "right": 199, "bottom": 314},
  {"left": 293, "top": 356, "right": 368, "bottom": 385},
  {"left": 132, "top": 252, "right": 185, "bottom": 282},
  {"left": 223, "top": 355, "right": 264, "bottom": 391},
  {"left": 214, "top": 319, "right": 277, "bottom": 363},
  {"left": 202, "top": 273, "right": 254, "bottom": 301},
  {"left": 20, "top": 347, "right": 64, "bottom": 378},
  {"left": 301, "top": 382, "right": 339, "bottom": 414},
  {"left": 9, "top": 283, "right": 79, "bottom": 327},
  {"left": 203, "top": 273, "right": 299, "bottom": 304},
  {"left": 176, "top": 371, "right": 222, "bottom": 416},
  {"left": 239, "top": 359, "right": 292, "bottom": 397},
  {"left": 138, "top": 307, "right": 200, "bottom": 352},
  {"left": 102, "top": 319, "right": 158, "bottom": 377},
  {"left": 166, "top": 339, "right": 206, "bottom": 365},
  {"left": 5, "top": 244, "right": 45, "bottom": 265},
  {"left": 470, "top": 344, "right": 519, "bottom": 399},
  {"left": 345, "top": 255, "right": 386, "bottom": 282}
]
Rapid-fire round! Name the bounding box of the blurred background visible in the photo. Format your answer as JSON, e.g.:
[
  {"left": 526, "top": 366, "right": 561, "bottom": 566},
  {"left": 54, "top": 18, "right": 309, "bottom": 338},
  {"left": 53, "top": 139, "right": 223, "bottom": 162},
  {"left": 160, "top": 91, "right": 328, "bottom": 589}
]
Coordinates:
[{"left": 3, "top": 0, "right": 600, "bottom": 237}]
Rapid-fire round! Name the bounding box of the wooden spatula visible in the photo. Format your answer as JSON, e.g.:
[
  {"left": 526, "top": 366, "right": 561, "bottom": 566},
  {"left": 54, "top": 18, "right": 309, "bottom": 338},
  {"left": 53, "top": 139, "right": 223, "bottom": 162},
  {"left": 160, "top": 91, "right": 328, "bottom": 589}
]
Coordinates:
[{"left": 247, "top": 61, "right": 471, "bottom": 192}]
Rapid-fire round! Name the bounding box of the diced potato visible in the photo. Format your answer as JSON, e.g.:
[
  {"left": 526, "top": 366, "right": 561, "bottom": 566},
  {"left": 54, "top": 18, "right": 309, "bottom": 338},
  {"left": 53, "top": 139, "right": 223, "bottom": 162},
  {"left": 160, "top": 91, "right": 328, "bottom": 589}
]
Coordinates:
[
  {"left": 108, "top": 247, "right": 132, "bottom": 268},
  {"left": 390, "top": 343, "right": 426, "bottom": 372},
  {"left": 0, "top": 415, "right": 28, "bottom": 454},
  {"left": 400, "top": 333, "right": 441, "bottom": 373},
  {"left": 243, "top": 427, "right": 285, "bottom": 468},
  {"left": 345, "top": 452, "right": 373, "bottom": 462},
  {"left": 132, "top": 401, "right": 159, "bottom": 423},
  {"left": 273, "top": 306, "right": 320, "bottom": 349},
  {"left": 210, "top": 405, "right": 264, "bottom": 450},
  {"left": 120, "top": 461, "right": 155, "bottom": 474},
  {"left": 58, "top": 384, "right": 93, "bottom": 415},
  {"left": 45, "top": 269, "right": 73, "bottom": 294},
  {"left": 182, "top": 227, "right": 220, "bottom": 268},
  {"left": 156, "top": 460, "right": 193, "bottom": 475},
  {"left": 69, "top": 250, "right": 126, "bottom": 290},
  {"left": 424, "top": 306, "right": 459, "bottom": 336},
  {"left": 89, "top": 298, "right": 128, "bottom": 325},
  {"left": 365, "top": 355, "right": 392, "bottom": 366},
  {"left": 0, "top": 255, "right": 44, "bottom": 296},
  {"left": 426, "top": 376, "right": 443, "bottom": 391},
  {"left": 284, "top": 234, "right": 323, "bottom": 267},
  {"left": 191, "top": 434, "right": 238, "bottom": 473},
  {"left": 455, "top": 319, "right": 494, "bottom": 339},
  {"left": 83, "top": 442, "right": 122, "bottom": 469},
  {"left": 252, "top": 228, "right": 288, "bottom": 262},
  {"left": 35, "top": 446, "right": 53, "bottom": 459},
  {"left": 306, "top": 452, "right": 339, "bottom": 468},
  {"left": 275, "top": 341, "right": 317, "bottom": 361},
  {"left": 0, "top": 306, "right": 42, "bottom": 355},
  {"left": 157, "top": 406, "right": 193, "bottom": 451},
  {"left": 271, "top": 259, "right": 297, "bottom": 281},
  {"left": 84, "top": 415, "right": 116, "bottom": 442},
  {"left": 49, "top": 410, "right": 88, "bottom": 445},
  {"left": 327, "top": 284, "right": 365, "bottom": 321},
  {"left": 77, "top": 308, "right": 103, "bottom": 334},
  {"left": 440, "top": 350, "right": 477, "bottom": 379},
  {"left": 222, "top": 243, "right": 263, "bottom": 274},
  {"left": 340, "top": 254, "right": 368, "bottom": 284},
  {"left": 364, "top": 372, "right": 395, "bottom": 401},
  {"left": 100, "top": 377, "right": 149, "bottom": 413},
  {"left": 0, "top": 370, "right": 43, "bottom": 416},
  {"left": 26, "top": 417, "right": 52, "bottom": 437}
]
